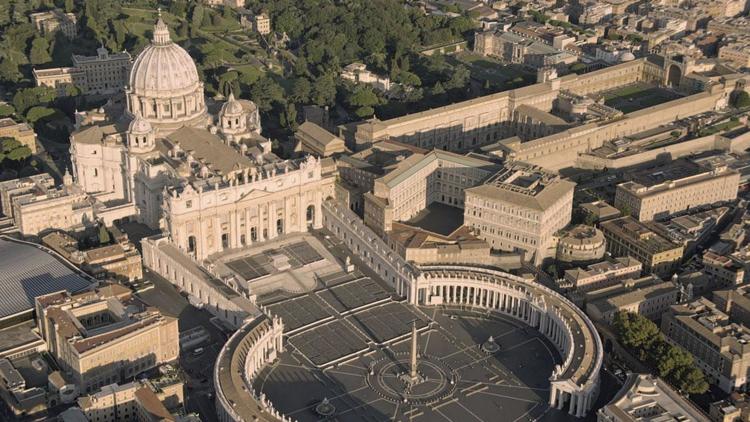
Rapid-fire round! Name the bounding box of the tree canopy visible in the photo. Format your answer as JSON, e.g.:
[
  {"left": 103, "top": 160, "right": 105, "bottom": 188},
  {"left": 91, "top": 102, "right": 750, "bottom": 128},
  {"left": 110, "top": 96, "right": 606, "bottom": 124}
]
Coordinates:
[
  {"left": 612, "top": 311, "right": 709, "bottom": 395},
  {"left": 731, "top": 91, "right": 750, "bottom": 109}
]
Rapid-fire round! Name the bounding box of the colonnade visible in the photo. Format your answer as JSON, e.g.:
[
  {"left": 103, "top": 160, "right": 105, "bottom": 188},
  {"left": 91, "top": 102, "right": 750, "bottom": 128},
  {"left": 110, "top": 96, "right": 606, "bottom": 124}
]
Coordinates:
[
  {"left": 322, "top": 199, "right": 417, "bottom": 299},
  {"left": 416, "top": 265, "right": 602, "bottom": 418},
  {"left": 423, "top": 280, "right": 572, "bottom": 372},
  {"left": 243, "top": 315, "right": 285, "bottom": 380}
]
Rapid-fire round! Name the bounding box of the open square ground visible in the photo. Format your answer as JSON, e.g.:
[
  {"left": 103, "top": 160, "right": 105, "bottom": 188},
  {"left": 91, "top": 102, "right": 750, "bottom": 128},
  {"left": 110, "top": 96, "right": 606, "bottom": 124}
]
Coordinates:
[{"left": 602, "top": 82, "right": 683, "bottom": 113}]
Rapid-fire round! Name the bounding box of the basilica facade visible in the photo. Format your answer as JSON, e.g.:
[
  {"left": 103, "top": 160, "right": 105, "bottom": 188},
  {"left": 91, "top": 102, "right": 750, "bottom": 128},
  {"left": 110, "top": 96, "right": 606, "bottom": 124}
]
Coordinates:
[{"left": 60, "top": 15, "right": 334, "bottom": 258}]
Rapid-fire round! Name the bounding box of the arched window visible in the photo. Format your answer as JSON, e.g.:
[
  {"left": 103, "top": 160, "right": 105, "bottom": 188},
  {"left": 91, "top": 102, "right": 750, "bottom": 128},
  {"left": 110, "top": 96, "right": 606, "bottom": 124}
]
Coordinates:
[
  {"left": 187, "top": 236, "right": 196, "bottom": 254},
  {"left": 276, "top": 219, "right": 284, "bottom": 234},
  {"left": 306, "top": 205, "right": 315, "bottom": 226}
]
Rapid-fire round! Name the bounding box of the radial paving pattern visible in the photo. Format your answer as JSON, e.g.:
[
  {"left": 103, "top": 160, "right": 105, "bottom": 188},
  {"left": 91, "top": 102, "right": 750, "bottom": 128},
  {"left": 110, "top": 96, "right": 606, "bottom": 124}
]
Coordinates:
[{"left": 253, "top": 289, "right": 583, "bottom": 422}]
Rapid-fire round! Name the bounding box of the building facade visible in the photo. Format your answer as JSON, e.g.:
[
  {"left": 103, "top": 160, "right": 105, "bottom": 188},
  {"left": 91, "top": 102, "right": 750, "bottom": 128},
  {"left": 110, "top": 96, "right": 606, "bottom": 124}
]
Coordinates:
[
  {"left": 29, "top": 10, "right": 77, "bottom": 38},
  {"left": 363, "top": 150, "right": 498, "bottom": 236},
  {"left": 77, "top": 373, "right": 184, "bottom": 422},
  {"left": 464, "top": 163, "right": 575, "bottom": 264},
  {"left": 0, "top": 118, "right": 37, "bottom": 154},
  {"left": 662, "top": 298, "right": 750, "bottom": 393},
  {"left": 474, "top": 30, "right": 578, "bottom": 70},
  {"left": 614, "top": 159, "right": 740, "bottom": 221},
  {"left": 585, "top": 275, "right": 679, "bottom": 324},
  {"left": 0, "top": 173, "right": 95, "bottom": 236},
  {"left": 34, "top": 46, "right": 133, "bottom": 96},
  {"left": 563, "top": 256, "right": 643, "bottom": 292},
  {"left": 35, "top": 287, "right": 179, "bottom": 394},
  {"left": 600, "top": 216, "right": 684, "bottom": 277},
  {"left": 556, "top": 225, "right": 607, "bottom": 264}
]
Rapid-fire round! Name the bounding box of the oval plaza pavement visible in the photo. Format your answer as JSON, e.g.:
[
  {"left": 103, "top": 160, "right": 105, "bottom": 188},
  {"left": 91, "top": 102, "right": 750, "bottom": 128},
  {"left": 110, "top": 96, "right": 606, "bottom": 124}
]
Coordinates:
[{"left": 214, "top": 261, "right": 602, "bottom": 422}]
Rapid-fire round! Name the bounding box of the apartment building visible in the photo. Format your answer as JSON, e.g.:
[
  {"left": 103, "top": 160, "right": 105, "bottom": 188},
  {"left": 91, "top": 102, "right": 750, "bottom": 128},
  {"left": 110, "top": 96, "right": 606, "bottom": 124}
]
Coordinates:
[
  {"left": 585, "top": 274, "right": 679, "bottom": 324},
  {"left": 614, "top": 159, "right": 739, "bottom": 222},
  {"left": 563, "top": 256, "right": 643, "bottom": 291},
  {"left": 661, "top": 298, "right": 750, "bottom": 393},
  {"left": 600, "top": 216, "right": 684, "bottom": 277},
  {"left": 35, "top": 287, "right": 179, "bottom": 393}
]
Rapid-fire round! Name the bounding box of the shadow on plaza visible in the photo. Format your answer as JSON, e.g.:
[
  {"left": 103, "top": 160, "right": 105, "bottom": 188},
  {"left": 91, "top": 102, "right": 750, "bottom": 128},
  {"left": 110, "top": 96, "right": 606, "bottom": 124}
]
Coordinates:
[
  {"left": 447, "top": 308, "right": 561, "bottom": 391},
  {"left": 257, "top": 358, "right": 391, "bottom": 422}
]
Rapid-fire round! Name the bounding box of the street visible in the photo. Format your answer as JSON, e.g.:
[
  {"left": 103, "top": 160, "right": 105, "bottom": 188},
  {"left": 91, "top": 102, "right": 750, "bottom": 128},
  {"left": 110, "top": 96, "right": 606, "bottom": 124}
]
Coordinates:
[{"left": 137, "top": 269, "right": 227, "bottom": 422}]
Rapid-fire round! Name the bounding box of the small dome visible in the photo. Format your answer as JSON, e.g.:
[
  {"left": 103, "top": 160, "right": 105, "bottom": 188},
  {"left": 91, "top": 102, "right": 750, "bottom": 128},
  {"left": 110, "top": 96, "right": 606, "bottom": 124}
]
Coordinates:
[
  {"left": 221, "top": 93, "right": 244, "bottom": 116},
  {"left": 129, "top": 115, "right": 152, "bottom": 134},
  {"left": 128, "top": 17, "right": 201, "bottom": 98},
  {"left": 620, "top": 52, "right": 636, "bottom": 62}
]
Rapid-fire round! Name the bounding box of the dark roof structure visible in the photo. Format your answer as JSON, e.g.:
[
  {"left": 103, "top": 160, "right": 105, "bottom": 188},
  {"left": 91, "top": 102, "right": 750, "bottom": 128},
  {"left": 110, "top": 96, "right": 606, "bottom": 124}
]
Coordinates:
[{"left": 0, "top": 237, "right": 92, "bottom": 320}]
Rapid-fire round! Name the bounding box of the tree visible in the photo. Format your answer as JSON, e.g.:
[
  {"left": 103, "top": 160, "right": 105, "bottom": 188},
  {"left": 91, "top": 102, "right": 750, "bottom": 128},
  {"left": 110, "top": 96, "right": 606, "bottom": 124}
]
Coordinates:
[
  {"left": 354, "top": 105, "right": 374, "bottom": 118},
  {"left": 281, "top": 102, "right": 298, "bottom": 130},
  {"left": 395, "top": 70, "right": 421, "bottom": 87},
  {"left": 218, "top": 71, "right": 240, "bottom": 98},
  {"left": 12, "top": 87, "right": 56, "bottom": 115},
  {"left": 655, "top": 343, "right": 692, "bottom": 378},
  {"left": 177, "top": 22, "right": 188, "bottom": 39},
  {"left": 311, "top": 73, "right": 337, "bottom": 106},
  {"left": 731, "top": 91, "right": 750, "bottom": 109},
  {"left": 64, "top": 0, "right": 74, "bottom": 13},
  {"left": 569, "top": 63, "right": 586, "bottom": 74},
  {"left": 0, "top": 104, "right": 15, "bottom": 118},
  {"left": 0, "top": 138, "right": 31, "bottom": 163},
  {"left": 191, "top": 4, "right": 205, "bottom": 29},
  {"left": 169, "top": 0, "right": 188, "bottom": 18},
  {"left": 672, "top": 366, "right": 709, "bottom": 395},
  {"left": 619, "top": 204, "right": 632, "bottom": 217},
  {"left": 445, "top": 64, "right": 470, "bottom": 90},
  {"left": 250, "top": 77, "right": 284, "bottom": 111},
  {"left": 348, "top": 85, "right": 379, "bottom": 109},
  {"left": 612, "top": 311, "right": 660, "bottom": 354},
  {"left": 290, "top": 77, "right": 311, "bottom": 104},
  {"left": 25, "top": 106, "right": 56, "bottom": 124},
  {"left": 431, "top": 81, "right": 445, "bottom": 95},
  {"left": 0, "top": 57, "right": 22, "bottom": 83}
]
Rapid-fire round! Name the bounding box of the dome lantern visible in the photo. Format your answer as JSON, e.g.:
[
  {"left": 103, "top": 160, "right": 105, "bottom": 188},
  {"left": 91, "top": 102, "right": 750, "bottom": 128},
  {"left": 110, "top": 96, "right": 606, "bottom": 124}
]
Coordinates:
[{"left": 153, "top": 10, "right": 171, "bottom": 46}]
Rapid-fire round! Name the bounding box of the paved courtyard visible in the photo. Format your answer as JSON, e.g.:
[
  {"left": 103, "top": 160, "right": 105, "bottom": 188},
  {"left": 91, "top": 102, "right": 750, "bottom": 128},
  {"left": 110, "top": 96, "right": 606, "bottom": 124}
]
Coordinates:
[{"left": 254, "top": 300, "right": 582, "bottom": 422}]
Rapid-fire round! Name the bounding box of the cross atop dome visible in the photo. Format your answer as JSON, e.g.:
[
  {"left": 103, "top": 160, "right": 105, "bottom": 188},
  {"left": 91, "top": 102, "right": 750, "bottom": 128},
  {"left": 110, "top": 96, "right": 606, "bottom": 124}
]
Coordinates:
[{"left": 153, "top": 9, "right": 171, "bottom": 46}]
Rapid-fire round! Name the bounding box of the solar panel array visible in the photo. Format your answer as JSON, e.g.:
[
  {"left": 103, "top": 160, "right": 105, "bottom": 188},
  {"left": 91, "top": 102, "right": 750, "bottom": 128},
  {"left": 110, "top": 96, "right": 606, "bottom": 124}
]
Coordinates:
[{"left": 0, "top": 239, "right": 91, "bottom": 318}]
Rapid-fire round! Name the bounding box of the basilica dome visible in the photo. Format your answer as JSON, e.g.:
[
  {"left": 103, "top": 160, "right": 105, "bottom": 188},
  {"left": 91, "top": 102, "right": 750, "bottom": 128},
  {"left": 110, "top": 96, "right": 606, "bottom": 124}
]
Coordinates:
[
  {"left": 125, "top": 13, "right": 207, "bottom": 134},
  {"left": 129, "top": 20, "right": 200, "bottom": 98}
]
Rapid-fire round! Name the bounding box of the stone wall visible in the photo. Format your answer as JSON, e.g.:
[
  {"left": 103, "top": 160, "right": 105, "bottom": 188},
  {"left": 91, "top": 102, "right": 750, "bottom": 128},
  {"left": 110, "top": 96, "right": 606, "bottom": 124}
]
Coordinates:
[
  {"left": 505, "top": 90, "right": 724, "bottom": 170},
  {"left": 322, "top": 199, "right": 418, "bottom": 300},
  {"left": 141, "top": 235, "right": 258, "bottom": 330}
]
